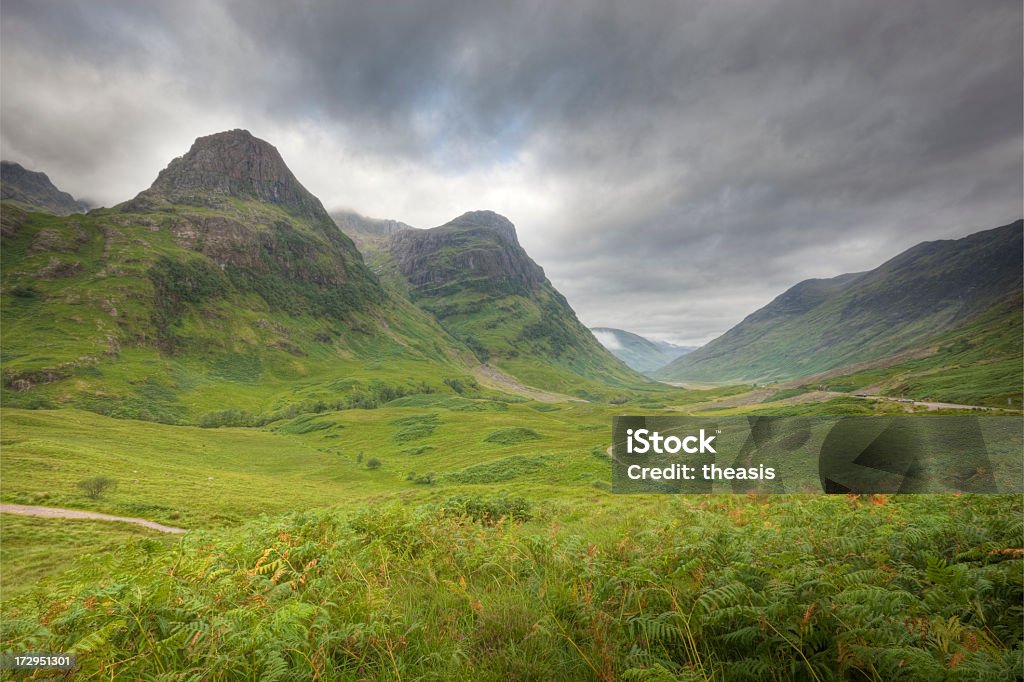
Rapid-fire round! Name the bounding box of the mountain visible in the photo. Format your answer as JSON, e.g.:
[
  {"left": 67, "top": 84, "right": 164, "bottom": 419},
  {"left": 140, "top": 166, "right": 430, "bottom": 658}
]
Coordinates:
[
  {"left": 590, "top": 327, "right": 695, "bottom": 374},
  {"left": 1, "top": 130, "right": 480, "bottom": 423},
  {"left": 124, "top": 130, "right": 328, "bottom": 222},
  {"left": 658, "top": 220, "right": 1023, "bottom": 401},
  {"left": 0, "top": 161, "right": 89, "bottom": 215},
  {"left": 338, "top": 209, "right": 650, "bottom": 396}
]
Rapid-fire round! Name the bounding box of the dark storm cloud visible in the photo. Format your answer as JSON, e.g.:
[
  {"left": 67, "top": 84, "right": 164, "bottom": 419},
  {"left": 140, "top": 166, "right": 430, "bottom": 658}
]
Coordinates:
[{"left": 2, "top": 0, "right": 1020, "bottom": 345}]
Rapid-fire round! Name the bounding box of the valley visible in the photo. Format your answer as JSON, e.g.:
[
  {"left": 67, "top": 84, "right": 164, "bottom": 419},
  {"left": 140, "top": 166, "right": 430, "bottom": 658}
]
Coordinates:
[{"left": 1, "top": 131, "right": 1021, "bottom": 680}]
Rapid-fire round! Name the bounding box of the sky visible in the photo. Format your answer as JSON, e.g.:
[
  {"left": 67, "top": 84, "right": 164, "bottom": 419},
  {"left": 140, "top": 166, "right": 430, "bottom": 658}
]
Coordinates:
[{"left": 2, "top": 0, "right": 1021, "bottom": 345}]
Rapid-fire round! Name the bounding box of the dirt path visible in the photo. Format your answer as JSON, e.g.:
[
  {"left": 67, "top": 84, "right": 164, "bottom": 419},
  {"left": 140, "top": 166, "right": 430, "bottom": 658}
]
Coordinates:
[
  {"left": 473, "top": 363, "right": 586, "bottom": 403},
  {"left": 853, "top": 395, "right": 1007, "bottom": 412},
  {"left": 683, "top": 389, "right": 844, "bottom": 411},
  {"left": 0, "top": 504, "right": 186, "bottom": 534}
]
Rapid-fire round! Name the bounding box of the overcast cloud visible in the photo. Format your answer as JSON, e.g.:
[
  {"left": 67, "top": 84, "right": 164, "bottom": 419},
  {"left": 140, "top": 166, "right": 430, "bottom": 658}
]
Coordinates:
[{"left": 2, "top": 0, "right": 1020, "bottom": 345}]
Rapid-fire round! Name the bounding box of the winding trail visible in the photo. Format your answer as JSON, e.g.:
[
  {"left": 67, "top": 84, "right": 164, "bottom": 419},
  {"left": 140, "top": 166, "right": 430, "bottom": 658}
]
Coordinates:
[
  {"left": 0, "top": 504, "right": 186, "bottom": 534},
  {"left": 853, "top": 395, "right": 1008, "bottom": 412},
  {"left": 472, "top": 363, "right": 587, "bottom": 403}
]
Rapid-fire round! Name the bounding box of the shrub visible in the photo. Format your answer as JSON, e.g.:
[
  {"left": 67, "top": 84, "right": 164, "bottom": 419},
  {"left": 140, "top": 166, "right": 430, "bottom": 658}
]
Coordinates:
[
  {"left": 400, "top": 445, "right": 434, "bottom": 456},
  {"left": 10, "top": 285, "right": 40, "bottom": 299},
  {"left": 446, "top": 455, "right": 552, "bottom": 484},
  {"left": 406, "top": 471, "right": 437, "bottom": 485},
  {"left": 444, "top": 377, "right": 480, "bottom": 395},
  {"left": 483, "top": 427, "right": 543, "bottom": 445},
  {"left": 440, "top": 494, "right": 533, "bottom": 524},
  {"left": 366, "top": 458, "right": 382, "bottom": 470},
  {"left": 199, "top": 408, "right": 259, "bottom": 428},
  {"left": 77, "top": 475, "right": 117, "bottom": 499}
]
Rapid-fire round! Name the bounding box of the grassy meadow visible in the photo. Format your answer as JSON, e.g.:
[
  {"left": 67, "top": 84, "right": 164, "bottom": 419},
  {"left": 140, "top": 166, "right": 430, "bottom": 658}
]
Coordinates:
[{"left": 1, "top": 385, "right": 1022, "bottom": 680}]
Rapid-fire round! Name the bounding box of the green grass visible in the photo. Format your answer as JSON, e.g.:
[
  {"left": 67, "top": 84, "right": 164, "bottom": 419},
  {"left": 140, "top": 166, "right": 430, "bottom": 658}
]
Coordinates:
[
  {"left": 0, "top": 400, "right": 621, "bottom": 532},
  {"left": 389, "top": 413, "right": 440, "bottom": 443},
  {"left": 762, "top": 387, "right": 809, "bottom": 402},
  {"left": 445, "top": 454, "right": 555, "bottom": 484},
  {"left": 0, "top": 515, "right": 174, "bottom": 596}
]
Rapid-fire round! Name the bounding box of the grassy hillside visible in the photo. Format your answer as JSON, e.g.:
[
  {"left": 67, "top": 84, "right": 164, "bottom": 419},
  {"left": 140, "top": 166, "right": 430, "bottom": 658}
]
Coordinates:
[
  {"left": 815, "top": 292, "right": 1024, "bottom": 407},
  {"left": 1, "top": 202, "right": 491, "bottom": 424},
  {"left": 659, "top": 221, "right": 1023, "bottom": 405}
]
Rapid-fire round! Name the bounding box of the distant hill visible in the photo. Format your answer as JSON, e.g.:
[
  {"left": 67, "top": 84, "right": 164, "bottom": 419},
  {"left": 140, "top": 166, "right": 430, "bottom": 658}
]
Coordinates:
[
  {"left": 331, "top": 210, "right": 413, "bottom": 247},
  {"left": 1, "top": 161, "right": 89, "bottom": 215},
  {"left": 338, "top": 209, "right": 650, "bottom": 396},
  {"left": 657, "top": 220, "right": 1023, "bottom": 404},
  {"left": 590, "top": 327, "right": 695, "bottom": 374}
]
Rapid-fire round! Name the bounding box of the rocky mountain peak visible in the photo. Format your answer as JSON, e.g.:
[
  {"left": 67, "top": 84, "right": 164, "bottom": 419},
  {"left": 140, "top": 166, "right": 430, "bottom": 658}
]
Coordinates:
[
  {"left": 389, "top": 210, "right": 543, "bottom": 292},
  {"left": 127, "top": 129, "right": 330, "bottom": 222},
  {"left": 444, "top": 210, "right": 520, "bottom": 245}
]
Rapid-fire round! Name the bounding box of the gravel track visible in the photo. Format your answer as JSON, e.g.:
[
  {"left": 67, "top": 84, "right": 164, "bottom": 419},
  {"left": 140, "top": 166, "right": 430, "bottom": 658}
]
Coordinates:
[{"left": 0, "top": 504, "right": 186, "bottom": 534}]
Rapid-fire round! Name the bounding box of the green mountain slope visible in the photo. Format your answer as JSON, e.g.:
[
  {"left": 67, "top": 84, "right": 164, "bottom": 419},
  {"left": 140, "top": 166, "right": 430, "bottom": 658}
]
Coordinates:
[
  {"left": 590, "top": 327, "right": 695, "bottom": 374},
  {"left": 1, "top": 130, "right": 484, "bottom": 423},
  {"left": 339, "top": 209, "right": 652, "bottom": 397},
  {"left": 1, "top": 161, "right": 89, "bottom": 215},
  {"left": 658, "top": 220, "right": 1023, "bottom": 398}
]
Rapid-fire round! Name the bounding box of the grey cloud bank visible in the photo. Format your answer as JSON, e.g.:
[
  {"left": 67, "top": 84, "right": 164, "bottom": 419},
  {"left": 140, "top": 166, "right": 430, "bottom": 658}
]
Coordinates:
[{"left": 2, "top": 0, "right": 1020, "bottom": 345}]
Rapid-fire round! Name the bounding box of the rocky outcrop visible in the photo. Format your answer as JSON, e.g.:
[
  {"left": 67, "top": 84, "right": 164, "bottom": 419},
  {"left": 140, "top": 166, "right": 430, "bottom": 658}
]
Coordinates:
[
  {"left": 1, "top": 161, "right": 89, "bottom": 215},
  {"left": 124, "top": 129, "right": 331, "bottom": 224},
  {"left": 389, "top": 211, "right": 545, "bottom": 293}
]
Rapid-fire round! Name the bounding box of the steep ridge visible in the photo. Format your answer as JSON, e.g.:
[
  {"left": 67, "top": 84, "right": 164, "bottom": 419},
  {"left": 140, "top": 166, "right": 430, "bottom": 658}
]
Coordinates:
[
  {"left": 339, "top": 210, "right": 651, "bottom": 396},
  {"left": 590, "top": 327, "right": 695, "bottom": 374},
  {"left": 1, "top": 161, "right": 89, "bottom": 215},
  {"left": 658, "top": 220, "right": 1023, "bottom": 399},
  {"left": 1, "top": 130, "right": 482, "bottom": 423}
]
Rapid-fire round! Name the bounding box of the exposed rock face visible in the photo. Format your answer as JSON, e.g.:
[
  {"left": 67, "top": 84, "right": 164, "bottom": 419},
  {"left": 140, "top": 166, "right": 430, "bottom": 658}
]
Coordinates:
[
  {"left": 125, "top": 129, "right": 331, "bottom": 223},
  {"left": 442, "top": 210, "right": 522, "bottom": 246},
  {"left": 389, "top": 210, "right": 545, "bottom": 293},
  {"left": 1, "top": 161, "right": 89, "bottom": 215},
  {"left": 115, "top": 129, "right": 384, "bottom": 322}
]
